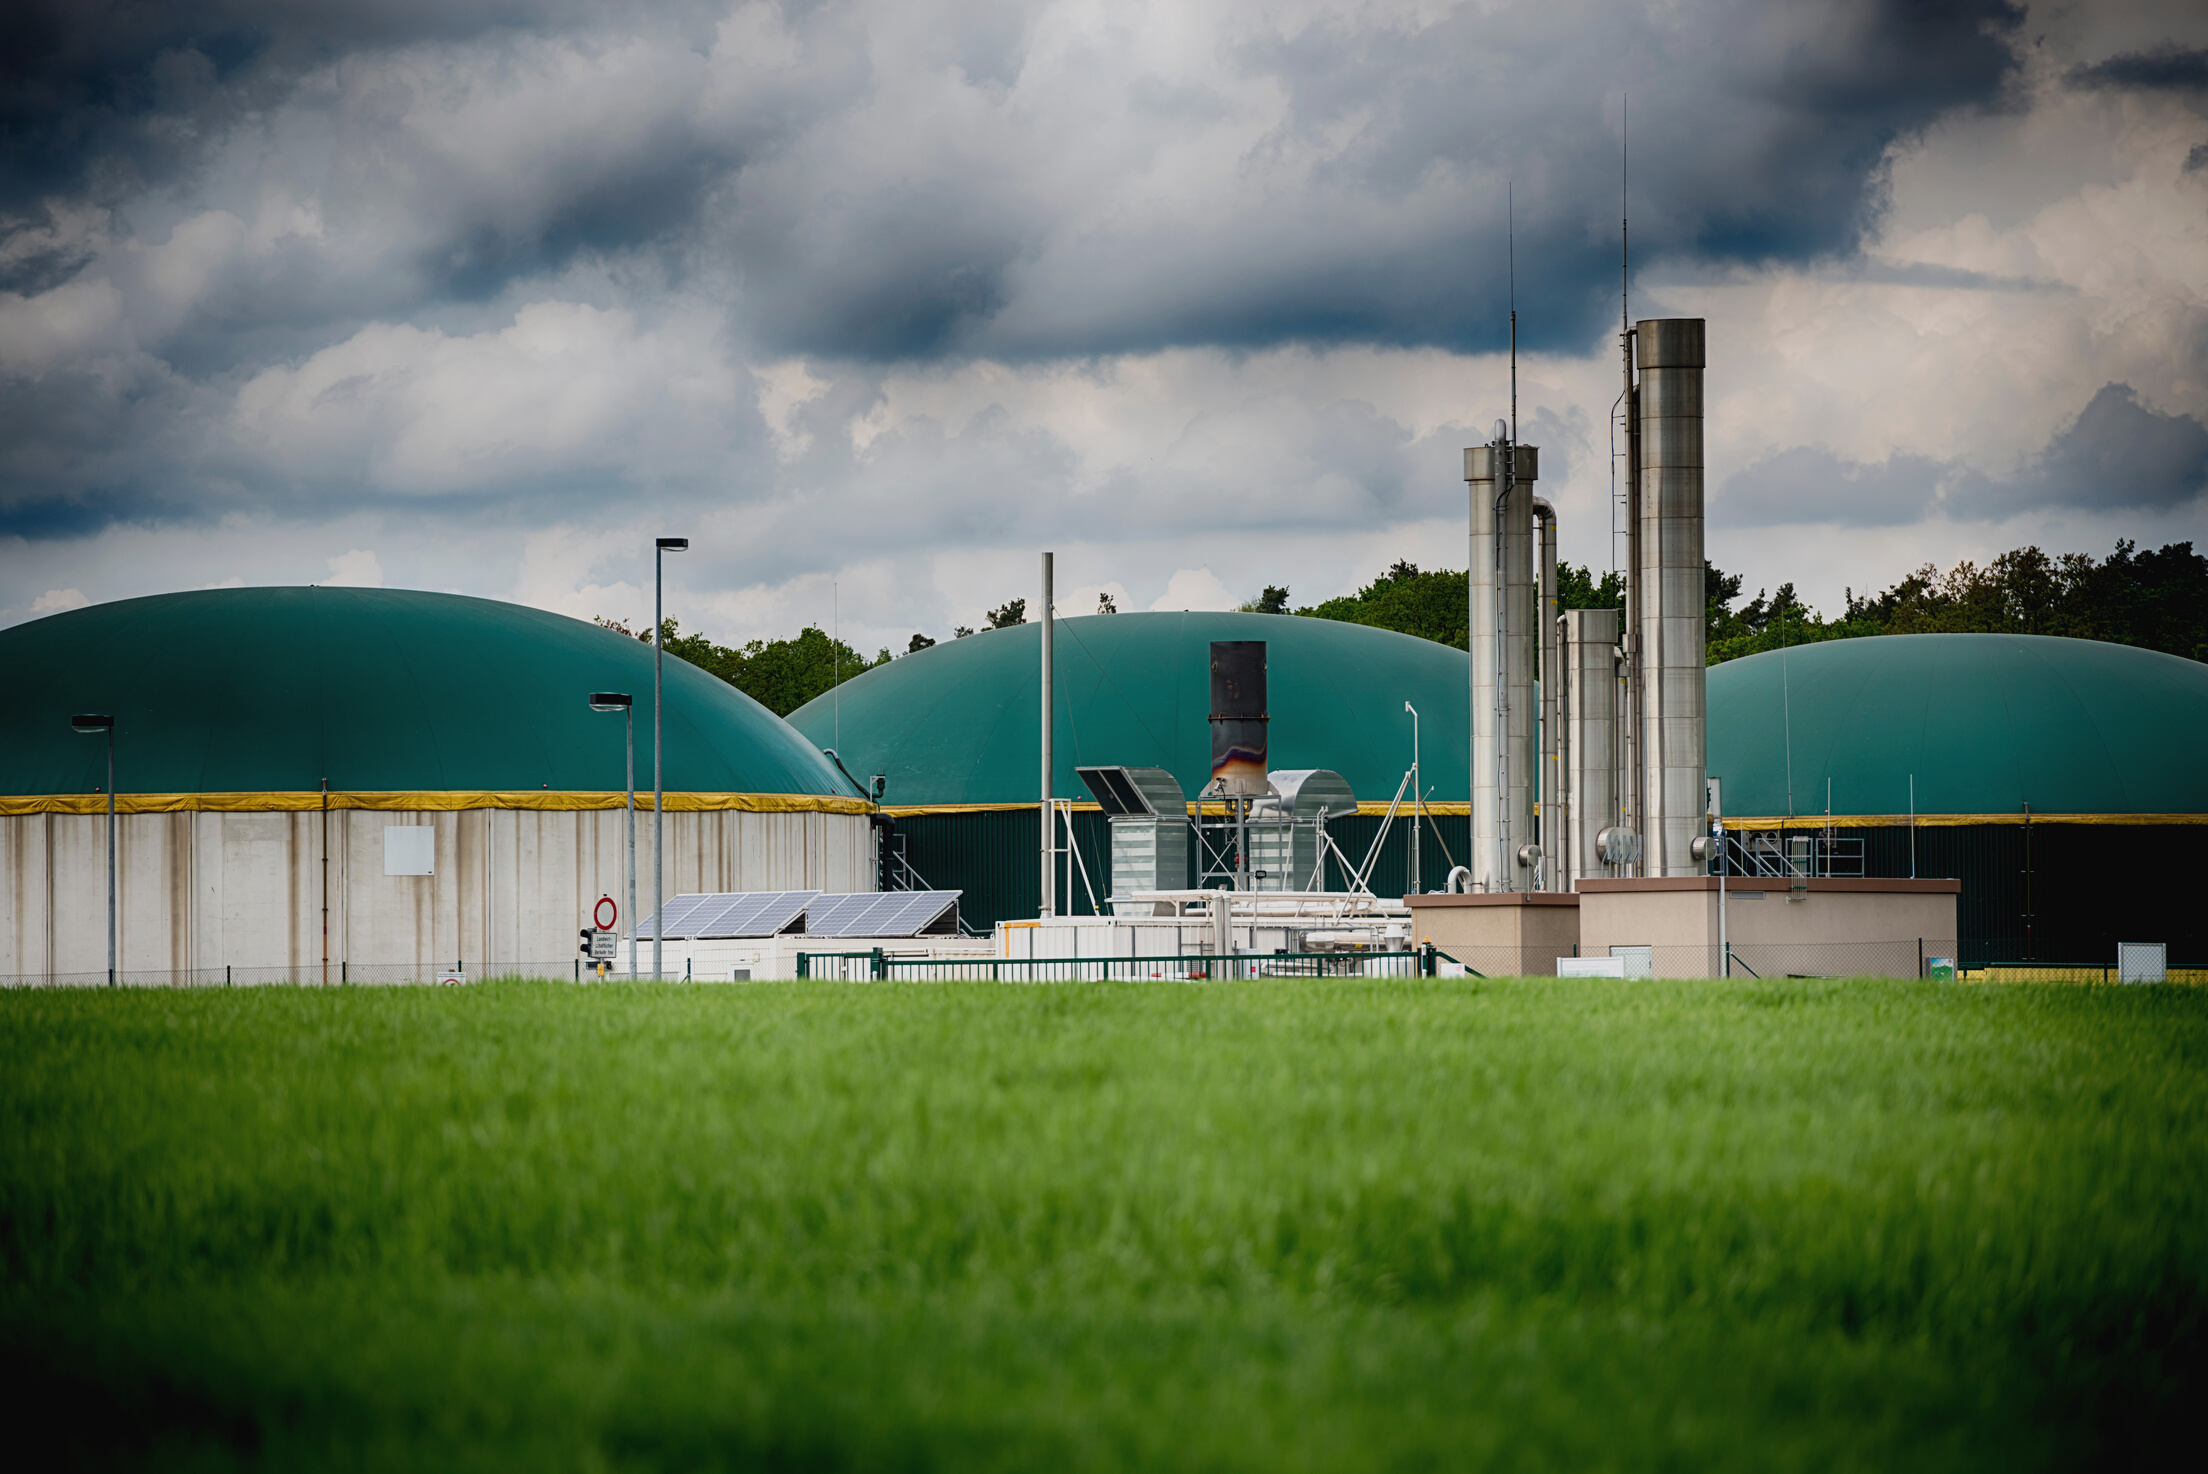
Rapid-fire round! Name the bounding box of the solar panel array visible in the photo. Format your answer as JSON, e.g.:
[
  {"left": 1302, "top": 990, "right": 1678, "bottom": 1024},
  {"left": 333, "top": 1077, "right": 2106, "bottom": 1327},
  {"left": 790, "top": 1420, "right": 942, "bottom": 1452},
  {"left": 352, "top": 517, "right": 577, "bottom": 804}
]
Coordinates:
[
  {"left": 804, "top": 891, "right": 961, "bottom": 937},
  {"left": 637, "top": 890, "right": 819, "bottom": 940}
]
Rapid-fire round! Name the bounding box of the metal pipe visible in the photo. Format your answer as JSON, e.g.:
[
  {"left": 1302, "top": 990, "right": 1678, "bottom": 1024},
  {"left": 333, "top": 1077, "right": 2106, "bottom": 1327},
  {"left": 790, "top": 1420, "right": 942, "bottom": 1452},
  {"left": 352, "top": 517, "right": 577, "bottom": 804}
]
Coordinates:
[
  {"left": 1621, "top": 325, "right": 1641, "bottom": 874},
  {"left": 1040, "top": 551, "right": 1054, "bottom": 918},
  {"left": 1532, "top": 497, "right": 1558, "bottom": 890},
  {"left": 655, "top": 549, "right": 664, "bottom": 980},
  {"left": 1404, "top": 701, "right": 1421, "bottom": 896},
  {"left": 1714, "top": 780, "right": 1727, "bottom": 977},
  {"left": 653, "top": 535, "right": 687, "bottom": 980},
  {"left": 626, "top": 702, "right": 636, "bottom": 982},
  {"left": 106, "top": 726, "right": 116, "bottom": 987},
  {"left": 1634, "top": 318, "right": 1707, "bottom": 877}
]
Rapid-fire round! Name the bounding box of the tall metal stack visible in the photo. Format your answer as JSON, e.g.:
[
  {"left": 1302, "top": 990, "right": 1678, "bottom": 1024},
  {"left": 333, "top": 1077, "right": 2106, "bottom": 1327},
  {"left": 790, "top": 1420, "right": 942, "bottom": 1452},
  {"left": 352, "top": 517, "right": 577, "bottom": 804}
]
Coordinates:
[
  {"left": 1462, "top": 316, "right": 1706, "bottom": 893},
  {"left": 1634, "top": 319, "right": 1707, "bottom": 877},
  {"left": 1465, "top": 435, "right": 1539, "bottom": 892}
]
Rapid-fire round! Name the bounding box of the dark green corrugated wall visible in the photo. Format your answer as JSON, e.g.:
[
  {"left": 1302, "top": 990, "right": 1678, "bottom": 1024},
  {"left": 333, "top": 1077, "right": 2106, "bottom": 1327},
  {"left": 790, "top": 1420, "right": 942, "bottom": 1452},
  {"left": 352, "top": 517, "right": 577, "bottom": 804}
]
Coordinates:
[{"left": 1767, "top": 820, "right": 2206, "bottom": 967}]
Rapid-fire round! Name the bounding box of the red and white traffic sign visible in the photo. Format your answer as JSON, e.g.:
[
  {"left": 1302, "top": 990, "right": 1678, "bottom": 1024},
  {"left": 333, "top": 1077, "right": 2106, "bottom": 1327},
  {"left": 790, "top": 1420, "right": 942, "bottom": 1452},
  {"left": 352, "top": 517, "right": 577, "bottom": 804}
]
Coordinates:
[{"left": 594, "top": 895, "right": 618, "bottom": 930}]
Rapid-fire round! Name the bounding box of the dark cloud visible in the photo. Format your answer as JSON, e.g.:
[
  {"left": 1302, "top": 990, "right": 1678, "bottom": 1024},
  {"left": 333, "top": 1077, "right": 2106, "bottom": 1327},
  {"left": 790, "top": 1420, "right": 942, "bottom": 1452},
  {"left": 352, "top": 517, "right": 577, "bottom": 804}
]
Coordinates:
[
  {"left": 1714, "top": 447, "right": 1949, "bottom": 529},
  {"left": 730, "top": 0, "right": 2026, "bottom": 359},
  {"left": 2, "top": 1, "right": 2027, "bottom": 364},
  {"left": 0, "top": 0, "right": 2049, "bottom": 552},
  {"left": 2069, "top": 45, "right": 2208, "bottom": 92},
  {"left": 0, "top": 1, "right": 641, "bottom": 211},
  {"left": 2006, "top": 383, "right": 2208, "bottom": 512},
  {"left": 1719, "top": 384, "right": 2208, "bottom": 530}
]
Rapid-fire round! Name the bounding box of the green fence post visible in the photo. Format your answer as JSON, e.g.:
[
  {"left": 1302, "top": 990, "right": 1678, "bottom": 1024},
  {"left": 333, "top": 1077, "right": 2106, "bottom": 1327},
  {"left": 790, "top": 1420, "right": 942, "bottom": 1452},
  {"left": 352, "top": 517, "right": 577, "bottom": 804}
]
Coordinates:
[{"left": 872, "top": 947, "right": 885, "bottom": 980}]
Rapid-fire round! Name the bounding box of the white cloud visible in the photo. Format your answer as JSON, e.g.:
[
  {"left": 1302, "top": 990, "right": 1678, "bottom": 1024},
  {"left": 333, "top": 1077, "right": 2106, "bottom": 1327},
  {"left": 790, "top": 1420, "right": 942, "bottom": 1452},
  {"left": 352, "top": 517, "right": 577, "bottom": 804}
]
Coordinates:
[
  {"left": 324, "top": 549, "right": 384, "bottom": 586},
  {"left": 227, "top": 300, "right": 745, "bottom": 494},
  {"left": 1149, "top": 567, "right": 1237, "bottom": 611},
  {"left": 30, "top": 588, "right": 90, "bottom": 615}
]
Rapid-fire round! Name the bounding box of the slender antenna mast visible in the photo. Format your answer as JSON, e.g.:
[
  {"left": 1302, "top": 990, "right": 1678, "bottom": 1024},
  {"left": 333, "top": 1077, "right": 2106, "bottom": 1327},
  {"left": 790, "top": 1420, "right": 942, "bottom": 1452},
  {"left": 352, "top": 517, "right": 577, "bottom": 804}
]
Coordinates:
[
  {"left": 1508, "top": 181, "right": 1517, "bottom": 441},
  {"left": 1622, "top": 94, "right": 1629, "bottom": 343}
]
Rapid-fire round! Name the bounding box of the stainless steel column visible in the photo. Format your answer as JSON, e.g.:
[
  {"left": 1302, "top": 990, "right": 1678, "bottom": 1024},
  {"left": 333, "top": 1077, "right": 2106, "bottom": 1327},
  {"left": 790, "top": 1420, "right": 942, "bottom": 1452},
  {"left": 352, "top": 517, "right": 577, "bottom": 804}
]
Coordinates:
[
  {"left": 1465, "top": 438, "right": 1538, "bottom": 891},
  {"left": 1563, "top": 607, "right": 1619, "bottom": 884},
  {"left": 1635, "top": 319, "right": 1707, "bottom": 877}
]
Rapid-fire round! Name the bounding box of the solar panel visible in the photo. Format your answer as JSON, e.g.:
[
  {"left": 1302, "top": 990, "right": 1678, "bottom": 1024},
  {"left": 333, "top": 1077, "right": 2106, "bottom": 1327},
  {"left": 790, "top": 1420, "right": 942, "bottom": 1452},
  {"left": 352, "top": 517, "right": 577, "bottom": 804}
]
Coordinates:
[
  {"left": 637, "top": 894, "right": 716, "bottom": 940},
  {"left": 803, "top": 891, "right": 960, "bottom": 937},
  {"left": 702, "top": 891, "right": 817, "bottom": 938},
  {"left": 639, "top": 890, "right": 820, "bottom": 939}
]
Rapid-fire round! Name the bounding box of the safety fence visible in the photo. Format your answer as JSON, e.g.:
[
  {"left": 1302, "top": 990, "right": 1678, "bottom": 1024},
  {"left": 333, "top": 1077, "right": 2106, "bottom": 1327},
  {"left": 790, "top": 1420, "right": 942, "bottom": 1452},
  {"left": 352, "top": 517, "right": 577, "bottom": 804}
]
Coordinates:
[
  {"left": 5, "top": 947, "right": 2197, "bottom": 988},
  {"left": 794, "top": 950, "right": 1432, "bottom": 982}
]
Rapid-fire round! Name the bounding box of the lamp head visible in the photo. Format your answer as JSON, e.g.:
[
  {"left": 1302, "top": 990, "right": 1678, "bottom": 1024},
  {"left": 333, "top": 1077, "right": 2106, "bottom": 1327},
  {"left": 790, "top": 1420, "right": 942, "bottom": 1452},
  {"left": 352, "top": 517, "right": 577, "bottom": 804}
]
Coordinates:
[
  {"left": 71, "top": 713, "right": 113, "bottom": 733},
  {"left": 656, "top": 537, "right": 689, "bottom": 551},
  {"left": 588, "top": 692, "right": 632, "bottom": 712}
]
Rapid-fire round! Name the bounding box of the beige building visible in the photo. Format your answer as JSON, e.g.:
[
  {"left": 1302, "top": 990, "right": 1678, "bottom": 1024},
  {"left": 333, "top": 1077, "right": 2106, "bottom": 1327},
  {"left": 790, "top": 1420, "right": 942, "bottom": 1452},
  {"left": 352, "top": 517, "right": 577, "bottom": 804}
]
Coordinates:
[{"left": 1577, "top": 878, "right": 1960, "bottom": 979}]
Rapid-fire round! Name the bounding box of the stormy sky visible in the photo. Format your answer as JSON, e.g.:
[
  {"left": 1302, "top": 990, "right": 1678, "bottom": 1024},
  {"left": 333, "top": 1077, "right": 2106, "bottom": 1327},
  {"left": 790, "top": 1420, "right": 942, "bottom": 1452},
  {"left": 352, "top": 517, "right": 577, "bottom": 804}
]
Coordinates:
[{"left": 3, "top": 0, "right": 2205, "bottom": 647}]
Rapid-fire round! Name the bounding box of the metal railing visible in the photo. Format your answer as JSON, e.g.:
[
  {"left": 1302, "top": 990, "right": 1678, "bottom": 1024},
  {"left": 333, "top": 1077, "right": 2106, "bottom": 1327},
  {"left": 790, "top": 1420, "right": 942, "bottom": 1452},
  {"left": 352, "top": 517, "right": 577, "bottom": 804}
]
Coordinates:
[
  {"left": 796, "top": 949, "right": 1432, "bottom": 982},
  {"left": 1722, "top": 832, "right": 1863, "bottom": 880}
]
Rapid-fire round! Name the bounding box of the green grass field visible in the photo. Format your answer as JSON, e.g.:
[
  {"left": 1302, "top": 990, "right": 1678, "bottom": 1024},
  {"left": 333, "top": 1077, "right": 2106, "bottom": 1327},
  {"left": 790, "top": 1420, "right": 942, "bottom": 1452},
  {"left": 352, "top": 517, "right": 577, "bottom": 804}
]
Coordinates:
[{"left": 3, "top": 977, "right": 2203, "bottom": 1471}]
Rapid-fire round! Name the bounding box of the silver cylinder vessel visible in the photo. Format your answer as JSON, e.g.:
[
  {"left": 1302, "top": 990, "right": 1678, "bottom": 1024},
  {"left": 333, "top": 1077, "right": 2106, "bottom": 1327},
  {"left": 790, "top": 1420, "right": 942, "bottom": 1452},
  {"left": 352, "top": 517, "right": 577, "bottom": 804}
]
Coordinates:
[
  {"left": 1465, "top": 439, "right": 1539, "bottom": 892},
  {"left": 1635, "top": 319, "right": 1707, "bottom": 878},
  {"left": 1562, "top": 607, "right": 1620, "bottom": 883}
]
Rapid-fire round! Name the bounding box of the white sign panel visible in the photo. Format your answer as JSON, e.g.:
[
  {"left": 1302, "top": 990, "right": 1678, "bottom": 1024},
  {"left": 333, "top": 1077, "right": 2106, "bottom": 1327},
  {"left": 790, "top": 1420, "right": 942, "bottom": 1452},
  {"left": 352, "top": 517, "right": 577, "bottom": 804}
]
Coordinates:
[
  {"left": 2118, "top": 942, "right": 2166, "bottom": 984},
  {"left": 385, "top": 826, "right": 435, "bottom": 876},
  {"left": 589, "top": 930, "right": 618, "bottom": 961}
]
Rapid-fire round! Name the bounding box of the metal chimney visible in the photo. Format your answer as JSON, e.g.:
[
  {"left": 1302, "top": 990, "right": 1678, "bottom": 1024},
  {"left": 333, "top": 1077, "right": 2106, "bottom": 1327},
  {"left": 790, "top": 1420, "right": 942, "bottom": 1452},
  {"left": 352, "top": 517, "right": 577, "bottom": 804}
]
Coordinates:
[
  {"left": 1208, "top": 641, "right": 1269, "bottom": 795},
  {"left": 1634, "top": 318, "right": 1707, "bottom": 877},
  {"left": 1465, "top": 436, "right": 1539, "bottom": 891}
]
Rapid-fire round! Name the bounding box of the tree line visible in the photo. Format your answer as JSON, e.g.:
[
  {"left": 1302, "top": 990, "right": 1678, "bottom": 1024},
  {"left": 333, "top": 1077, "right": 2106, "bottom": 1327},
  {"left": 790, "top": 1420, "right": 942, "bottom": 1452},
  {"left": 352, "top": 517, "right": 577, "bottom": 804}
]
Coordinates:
[
  {"left": 606, "top": 539, "right": 2205, "bottom": 716},
  {"left": 1703, "top": 541, "right": 2207, "bottom": 665},
  {"left": 1251, "top": 540, "right": 2205, "bottom": 667},
  {"left": 596, "top": 594, "right": 1041, "bottom": 716}
]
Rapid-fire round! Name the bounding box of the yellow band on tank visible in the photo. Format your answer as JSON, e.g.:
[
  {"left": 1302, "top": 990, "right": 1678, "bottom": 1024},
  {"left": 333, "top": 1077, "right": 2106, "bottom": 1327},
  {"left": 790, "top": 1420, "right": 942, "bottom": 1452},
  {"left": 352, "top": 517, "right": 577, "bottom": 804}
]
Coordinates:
[{"left": 0, "top": 790, "right": 871, "bottom": 816}]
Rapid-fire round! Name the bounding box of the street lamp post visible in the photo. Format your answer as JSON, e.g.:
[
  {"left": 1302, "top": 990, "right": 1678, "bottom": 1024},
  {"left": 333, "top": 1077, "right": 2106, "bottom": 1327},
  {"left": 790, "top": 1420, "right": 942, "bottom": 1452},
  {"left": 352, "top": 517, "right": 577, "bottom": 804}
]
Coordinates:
[
  {"left": 71, "top": 714, "right": 116, "bottom": 987},
  {"left": 588, "top": 692, "right": 636, "bottom": 982},
  {"left": 653, "top": 536, "right": 688, "bottom": 981}
]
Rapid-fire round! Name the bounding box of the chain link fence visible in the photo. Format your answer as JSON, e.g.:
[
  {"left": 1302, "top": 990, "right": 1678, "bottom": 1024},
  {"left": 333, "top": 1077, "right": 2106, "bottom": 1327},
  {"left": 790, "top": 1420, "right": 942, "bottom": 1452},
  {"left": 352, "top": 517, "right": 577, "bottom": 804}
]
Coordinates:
[{"left": 5, "top": 944, "right": 2197, "bottom": 988}]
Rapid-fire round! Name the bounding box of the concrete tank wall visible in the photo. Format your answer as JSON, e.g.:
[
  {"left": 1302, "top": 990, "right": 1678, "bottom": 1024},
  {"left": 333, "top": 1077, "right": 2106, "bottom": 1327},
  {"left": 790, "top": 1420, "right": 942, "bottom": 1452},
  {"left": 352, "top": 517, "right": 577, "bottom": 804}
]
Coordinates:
[{"left": 0, "top": 806, "right": 872, "bottom": 984}]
